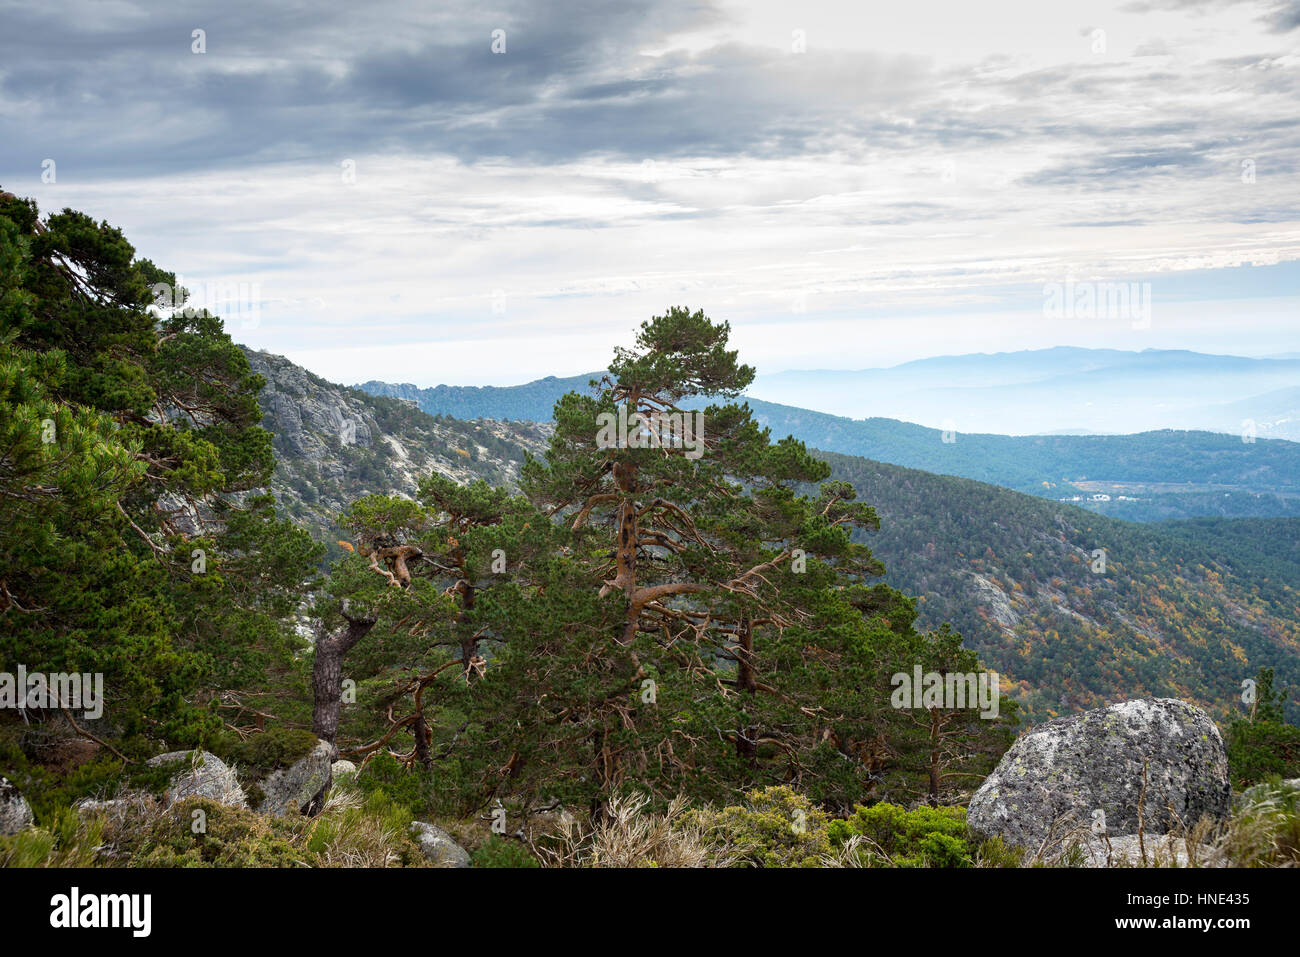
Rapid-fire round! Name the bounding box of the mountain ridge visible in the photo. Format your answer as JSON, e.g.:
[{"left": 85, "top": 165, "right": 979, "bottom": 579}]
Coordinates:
[{"left": 355, "top": 369, "right": 1300, "bottom": 522}]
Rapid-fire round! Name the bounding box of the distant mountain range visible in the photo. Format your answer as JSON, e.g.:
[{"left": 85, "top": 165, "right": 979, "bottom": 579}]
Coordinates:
[
  {"left": 363, "top": 346, "right": 1300, "bottom": 439},
  {"left": 355, "top": 372, "right": 597, "bottom": 423},
  {"left": 355, "top": 350, "right": 1300, "bottom": 523},
  {"left": 747, "top": 347, "right": 1300, "bottom": 440},
  {"left": 356, "top": 345, "right": 1300, "bottom": 439},
  {"left": 260, "top": 349, "right": 1300, "bottom": 724},
  {"left": 730, "top": 405, "right": 1300, "bottom": 522}
]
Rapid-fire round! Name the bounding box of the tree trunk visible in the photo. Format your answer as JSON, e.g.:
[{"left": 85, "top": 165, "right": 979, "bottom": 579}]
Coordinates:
[
  {"left": 312, "top": 603, "right": 377, "bottom": 759},
  {"left": 927, "top": 708, "right": 941, "bottom": 805},
  {"left": 613, "top": 458, "right": 640, "bottom": 645},
  {"left": 412, "top": 711, "right": 432, "bottom": 768},
  {"left": 458, "top": 579, "right": 478, "bottom": 679},
  {"left": 735, "top": 617, "right": 757, "bottom": 765}
]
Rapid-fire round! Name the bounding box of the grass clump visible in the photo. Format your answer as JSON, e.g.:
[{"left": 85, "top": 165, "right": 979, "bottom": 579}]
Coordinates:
[
  {"left": 542, "top": 792, "right": 730, "bottom": 868},
  {"left": 1219, "top": 777, "right": 1300, "bottom": 867},
  {"left": 0, "top": 808, "right": 103, "bottom": 867}
]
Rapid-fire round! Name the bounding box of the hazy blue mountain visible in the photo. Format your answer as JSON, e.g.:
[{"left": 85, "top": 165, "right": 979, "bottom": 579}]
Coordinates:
[
  {"left": 749, "top": 348, "right": 1300, "bottom": 439},
  {"left": 357, "top": 347, "right": 1300, "bottom": 438},
  {"left": 736, "top": 398, "right": 1300, "bottom": 521}
]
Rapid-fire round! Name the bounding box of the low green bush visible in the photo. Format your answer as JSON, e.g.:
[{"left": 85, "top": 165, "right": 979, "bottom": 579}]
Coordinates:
[
  {"left": 686, "top": 785, "right": 831, "bottom": 867},
  {"left": 828, "top": 802, "right": 973, "bottom": 867},
  {"left": 223, "top": 727, "right": 319, "bottom": 775},
  {"left": 472, "top": 835, "right": 540, "bottom": 868},
  {"left": 122, "top": 798, "right": 315, "bottom": 867}
]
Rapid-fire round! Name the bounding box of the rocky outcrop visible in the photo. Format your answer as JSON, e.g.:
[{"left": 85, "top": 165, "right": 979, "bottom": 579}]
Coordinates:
[
  {"left": 0, "top": 777, "right": 34, "bottom": 835},
  {"left": 969, "top": 573, "right": 1020, "bottom": 633},
  {"left": 146, "top": 751, "right": 248, "bottom": 808},
  {"left": 255, "top": 738, "right": 334, "bottom": 817},
  {"left": 242, "top": 347, "right": 547, "bottom": 539},
  {"left": 968, "top": 698, "right": 1230, "bottom": 852},
  {"left": 410, "top": 822, "right": 471, "bottom": 867}
]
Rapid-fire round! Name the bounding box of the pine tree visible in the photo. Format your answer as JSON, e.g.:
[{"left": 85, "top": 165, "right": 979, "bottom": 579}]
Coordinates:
[
  {"left": 329, "top": 307, "right": 1018, "bottom": 816},
  {"left": 0, "top": 189, "right": 320, "bottom": 751}
]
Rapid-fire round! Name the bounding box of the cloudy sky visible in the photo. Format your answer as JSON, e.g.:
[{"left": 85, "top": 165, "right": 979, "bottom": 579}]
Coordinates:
[{"left": 2, "top": 0, "right": 1298, "bottom": 385}]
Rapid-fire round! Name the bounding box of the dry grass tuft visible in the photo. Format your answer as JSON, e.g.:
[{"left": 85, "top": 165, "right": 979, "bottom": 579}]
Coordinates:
[
  {"left": 1215, "top": 779, "right": 1300, "bottom": 867},
  {"left": 538, "top": 792, "right": 734, "bottom": 868}
]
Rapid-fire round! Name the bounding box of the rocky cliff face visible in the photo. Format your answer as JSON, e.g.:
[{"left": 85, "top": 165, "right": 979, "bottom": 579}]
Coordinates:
[{"left": 243, "top": 348, "right": 548, "bottom": 542}]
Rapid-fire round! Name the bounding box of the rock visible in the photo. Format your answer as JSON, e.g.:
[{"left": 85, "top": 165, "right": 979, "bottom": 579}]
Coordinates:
[
  {"left": 1066, "top": 832, "right": 1225, "bottom": 868},
  {"left": 410, "top": 822, "right": 471, "bottom": 868},
  {"left": 256, "top": 738, "right": 333, "bottom": 817},
  {"left": 968, "top": 698, "right": 1229, "bottom": 852},
  {"left": 146, "top": 751, "right": 247, "bottom": 808},
  {"left": 331, "top": 759, "right": 357, "bottom": 780},
  {"left": 0, "top": 777, "right": 34, "bottom": 835},
  {"left": 74, "top": 794, "right": 157, "bottom": 821}
]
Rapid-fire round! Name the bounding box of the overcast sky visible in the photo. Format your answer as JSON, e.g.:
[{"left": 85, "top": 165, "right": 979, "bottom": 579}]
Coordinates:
[{"left": 2, "top": 0, "right": 1298, "bottom": 385}]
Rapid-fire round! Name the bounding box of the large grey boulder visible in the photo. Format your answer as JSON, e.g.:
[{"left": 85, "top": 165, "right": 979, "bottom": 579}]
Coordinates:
[
  {"left": 410, "top": 822, "right": 471, "bottom": 868},
  {"left": 256, "top": 738, "right": 333, "bottom": 817},
  {"left": 968, "top": 698, "right": 1229, "bottom": 852},
  {"left": 146, "top": 751, "right": 247, "bottom": 808},
  {"left": 0, "top": 777, "right": 34, "bottom": 835}
]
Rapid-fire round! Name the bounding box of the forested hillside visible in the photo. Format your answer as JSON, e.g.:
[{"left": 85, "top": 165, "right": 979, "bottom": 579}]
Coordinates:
[
  {"left": 817, "top": 452, "right": 1300, "bottom": 723},
  {"left": 1156, "top": 517, "right": 1300, "bottom": 588}
]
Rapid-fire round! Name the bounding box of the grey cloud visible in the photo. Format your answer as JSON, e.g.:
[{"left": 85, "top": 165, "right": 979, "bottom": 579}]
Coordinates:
[
  {"left": 1120, "top": 0, "right": 1300, "bottom": 31},
  {"left": 1265, "top": 0, "right": 1300, "bottom": 29},
  {"left": 0, "top": 0, "right": 1297, "bottom": 240},
  {"left": 0, "top": 0, "right": 926, "bottom": 177},
  {"left": 1025, "top": 147, "right": 1222, "bottom": 186}
]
